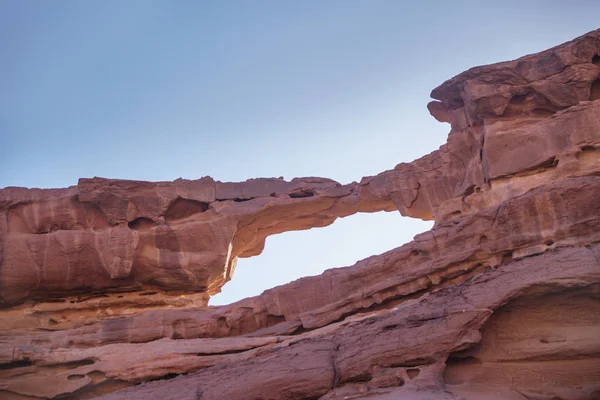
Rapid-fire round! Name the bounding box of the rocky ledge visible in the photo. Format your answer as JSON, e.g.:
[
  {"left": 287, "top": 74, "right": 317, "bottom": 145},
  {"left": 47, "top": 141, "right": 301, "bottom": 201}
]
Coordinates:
[{"left": 1, "top": 29, "right": 599, "bottom": 400}]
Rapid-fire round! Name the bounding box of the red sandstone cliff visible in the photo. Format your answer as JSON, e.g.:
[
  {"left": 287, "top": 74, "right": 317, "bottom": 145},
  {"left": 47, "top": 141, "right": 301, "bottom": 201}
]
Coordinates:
[{"left": 1, "top": 29, "right": 599, "bottom": 400}]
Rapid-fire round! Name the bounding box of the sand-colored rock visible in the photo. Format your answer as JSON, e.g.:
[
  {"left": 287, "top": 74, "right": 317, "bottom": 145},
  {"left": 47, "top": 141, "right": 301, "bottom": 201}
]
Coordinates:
[{"left": 0, "top": 29, "right": 599, "bottom": 400}]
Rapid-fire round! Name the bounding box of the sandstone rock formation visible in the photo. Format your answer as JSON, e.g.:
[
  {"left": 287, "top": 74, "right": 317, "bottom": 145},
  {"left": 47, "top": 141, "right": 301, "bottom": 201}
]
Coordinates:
[{"left": 1, "top": 29, "right": 600, "bottom": 400}]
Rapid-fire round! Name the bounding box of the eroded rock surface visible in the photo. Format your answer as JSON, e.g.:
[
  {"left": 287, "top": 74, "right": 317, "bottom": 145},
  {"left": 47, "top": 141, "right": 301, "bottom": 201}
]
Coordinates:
[{"left": 1, "top": 29, "right": 599, "bottom": 400}]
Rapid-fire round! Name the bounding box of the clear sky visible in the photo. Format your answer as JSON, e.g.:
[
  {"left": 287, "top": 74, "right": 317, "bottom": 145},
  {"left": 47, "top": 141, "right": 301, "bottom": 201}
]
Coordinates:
[{"left": 1, "top": 1, "right": 598, "bottom": 305}]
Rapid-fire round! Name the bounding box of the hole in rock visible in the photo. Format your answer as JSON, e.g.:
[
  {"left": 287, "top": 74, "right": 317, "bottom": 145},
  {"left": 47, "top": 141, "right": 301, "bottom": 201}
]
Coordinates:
[
  {"left": 68, "top": 374, "right": 86, "bottom": 380},
  {"left": 63, "top": 359, "right": 96, "bottom": 367},
  {"left": 164, "top": 198, "right": 209, "bottom": 223},
  {"left": 442, "top": 356, "right": 482, "bottom": 385},
  {"left": 406, "top": 368, "right": 420, "bottom": 379},
  {"left": 0, "top": 360, "right": 33, "bottom": 370},
  {"left": 288, "top": 189, "right": 315, "bottom": 198},
  {"left": 128, "top": 217, "right": 157, "bottom": 230},
  {"left": 578, "top": 146, "right": 600, "bottom": 163},
  {"left": 44, "top": 298, "right": 67, "bottom": 304},
  {"left": 267, "top": 315, "right": 286, "bottom": 325},
  {"left": 530, "top": 108, "right": 556, "bottom": 118},
  {"left": 210, "top": 212, "right": 433, "bottom": 305},
  {"left": 151, "top": 373, "right": 180, "bottom": 381},
  {"left": 591, "top": 79, "right": 600, "bottom": 101},
  {"left": 347, "top": 372, "right": 373, "bottom": 383},
  {"left": 501, "top": 251, "right": 513, "bottom": 264},
  {"left": 462, "top": 185, "right": 476, "bottom": 196},
  {"left": 171, "top": 332, "right": 184, "bottom": 340},
  {"left": 538, "top": 156, "right": 559, "bottom": 170},
  {"left": 388, "top": 357, "right": 435, "bottom": 368},
  {"left": 593, "top": 54, "right": 600, "bottom": 65},
  {"left": 382, "top": 324, "right": 400, "bottom": 331},
  {"left": 503, "top": 91, "right": 559, "bottom": 119},
  {"left": 510, "top": 94, "right": 527, "bottom": 104}
]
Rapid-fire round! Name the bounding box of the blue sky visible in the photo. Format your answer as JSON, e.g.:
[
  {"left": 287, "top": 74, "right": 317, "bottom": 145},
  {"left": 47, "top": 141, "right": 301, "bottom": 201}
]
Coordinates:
[{"left": 1, "top": 1, "right": 598, "bottom": 304}]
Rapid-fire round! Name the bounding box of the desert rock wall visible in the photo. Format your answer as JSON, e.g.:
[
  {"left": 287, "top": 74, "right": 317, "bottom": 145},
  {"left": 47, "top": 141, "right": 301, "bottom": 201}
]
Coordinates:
[{"left": 0, "top": 29, "right": 599, "bottom": 400}]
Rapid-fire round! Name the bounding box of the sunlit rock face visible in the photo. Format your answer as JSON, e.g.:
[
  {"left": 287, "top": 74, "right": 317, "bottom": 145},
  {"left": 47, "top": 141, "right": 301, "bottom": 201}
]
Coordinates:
[{"left": 1, "top": 29, "right": 600, "bottom": 400}]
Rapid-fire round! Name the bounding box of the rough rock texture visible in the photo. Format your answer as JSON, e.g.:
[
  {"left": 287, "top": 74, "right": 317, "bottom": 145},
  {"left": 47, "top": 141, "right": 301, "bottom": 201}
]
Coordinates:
[
  {"left": 1, "top": 29, "right": 600, "bottom": 400},
  {"left": 0, "top": 175, "right": 396, "bottom": 306}
]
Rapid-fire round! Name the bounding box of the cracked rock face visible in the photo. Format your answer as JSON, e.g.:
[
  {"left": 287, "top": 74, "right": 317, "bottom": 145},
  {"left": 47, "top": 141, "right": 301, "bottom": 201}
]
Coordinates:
[{"left": 1, "top": 29, "right": 600, "bottom": 400}]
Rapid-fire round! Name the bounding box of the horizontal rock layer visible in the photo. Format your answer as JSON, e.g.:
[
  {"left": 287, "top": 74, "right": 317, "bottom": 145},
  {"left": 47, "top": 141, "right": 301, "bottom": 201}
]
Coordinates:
[{"left": 0, "top": 29, "right": 599, "bottom": 400}]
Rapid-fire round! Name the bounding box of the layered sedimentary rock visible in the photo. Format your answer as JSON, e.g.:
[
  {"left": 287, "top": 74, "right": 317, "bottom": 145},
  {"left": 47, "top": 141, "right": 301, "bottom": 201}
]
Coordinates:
[
  {"left": 0, "top": 175, "right": 396, "bottom": 307},
  {"left": 1, "top": 29, "right": 599, "bottom": 400}
]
